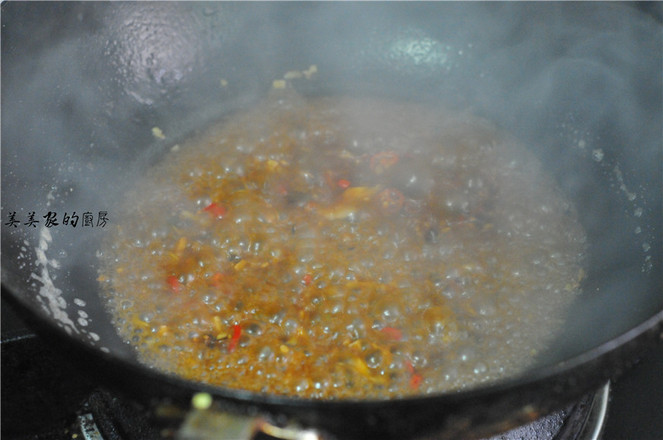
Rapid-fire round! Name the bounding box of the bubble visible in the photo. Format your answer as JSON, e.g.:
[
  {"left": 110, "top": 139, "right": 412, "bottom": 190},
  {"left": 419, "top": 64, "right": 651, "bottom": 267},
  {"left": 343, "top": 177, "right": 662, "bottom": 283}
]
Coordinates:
[
  {"left": 459, "top": 347, "right": 476, "bottom": 363},
  {"left": 295, "top": 379, "right": 310, "bottom": 392},
  {"left": 313, "top": 379, "right": 327, "bottom": 390},
  {"left": 238, "top": 335, "right": 250, "bottom": 348},
  {"left": 244, "top": 322, "right": 263, "bottom": 336},
  {"left": 444, "top": 366, "right": 458, "bottom": 382},
  {"left": 382, "top": 305, "right": 401, "bottom": 321},
  {"left": 365, "top": 350, "right": 383, "bottom": 369},
  {"left": 411, "top": 351, "right": 428, "bottom": 369},
  {"left": 283, "top": 319, "right": 299, "bottom": 335},
  {"left": 269, "top": 310, "right": 285, "bottom": 325},
  {"left": 473, "top": 362, "right": 487, "bottom": 375},
  {"left": 478, "top": 303, "right": 496, "bottom": 317}
]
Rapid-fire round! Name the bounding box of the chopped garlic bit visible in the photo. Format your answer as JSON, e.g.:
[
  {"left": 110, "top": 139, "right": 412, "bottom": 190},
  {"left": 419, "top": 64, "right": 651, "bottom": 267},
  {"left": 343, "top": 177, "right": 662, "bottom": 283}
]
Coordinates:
[
  {"left": 283, "top": 70, "right": 303, "bottom": 79},
  {"left": 175, "top": 237, "right": 187, "bottom": 253},
  {"left": 284, "top": 70, "right": 303, "bottom": 80},
  {"left": 213, "top": 316, "right": 223, "bottom": 332},
  {"left": 220, "top": 78, "right": 228, "bottom": 87},
  {"left": 191, "top": 392, "right": 213, "bottom": 410},
  {"left": 273, "top": 65, "right": 317, "bottom": 90},
  {"left": 272, "top": 79, "right": 287, "bottom": 89},
  {"left": 303, "top": 64, "right": 318, "bottom": 79},
  {"left": 152, "top": 127, "right": 166, "bottom": 140},
  {"left": 266, "top": 159, "right": 280, "bottom": 171}
]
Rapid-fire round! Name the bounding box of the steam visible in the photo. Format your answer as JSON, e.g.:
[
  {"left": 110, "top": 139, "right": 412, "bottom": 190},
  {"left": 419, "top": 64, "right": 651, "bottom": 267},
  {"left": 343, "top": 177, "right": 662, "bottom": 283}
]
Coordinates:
[{"left": 2, "top": 2, "right": 660, "bottom": 367}]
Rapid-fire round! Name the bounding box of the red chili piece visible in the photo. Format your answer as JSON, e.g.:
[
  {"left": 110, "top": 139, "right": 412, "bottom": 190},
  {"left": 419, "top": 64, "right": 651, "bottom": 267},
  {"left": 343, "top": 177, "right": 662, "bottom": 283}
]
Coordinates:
[
  {"left": 337, "top": 179, "right": 351, "bottom": 189},
  {"left": 302, "top": 273, "right": 313, "bottom": 286},
  {"left": 203, "top": 202, "right": 227, "bottom": 219},
  {"left": 166, "top": 275, "right": 182, "bottom": 293},
  {"left": 380, "top": 326, "right": 403, "bottom": 341},
  {"left": 228, "top": 324, "right": 242, "bottom": 353},
  {"left": 404, "top": 360, "right": 415, "bottom": 374},
  {"left": 404, "top": 360, "right": 422, "bottom": 390},
  {"left": 369, "top": 151, "right": 400, "bottom": 174},
  {"left": 410, "top": 373, "right": 423, "bottom": 390},
  {"left": 210, "top": 272, "right": 226, "bottom": 288}
]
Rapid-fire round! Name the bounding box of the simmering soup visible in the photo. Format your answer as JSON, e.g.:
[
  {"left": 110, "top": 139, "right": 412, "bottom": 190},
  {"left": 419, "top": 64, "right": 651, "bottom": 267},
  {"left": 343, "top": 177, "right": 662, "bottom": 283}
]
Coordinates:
[{"left": 99, "top": 90, "right": 586, "bottom": 399}]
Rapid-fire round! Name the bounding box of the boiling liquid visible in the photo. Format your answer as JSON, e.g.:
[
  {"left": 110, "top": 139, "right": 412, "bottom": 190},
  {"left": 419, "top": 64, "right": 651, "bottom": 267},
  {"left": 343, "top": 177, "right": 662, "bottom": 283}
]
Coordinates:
[{"left": 99, "top": 93, "right": 586, "bottom": 398}]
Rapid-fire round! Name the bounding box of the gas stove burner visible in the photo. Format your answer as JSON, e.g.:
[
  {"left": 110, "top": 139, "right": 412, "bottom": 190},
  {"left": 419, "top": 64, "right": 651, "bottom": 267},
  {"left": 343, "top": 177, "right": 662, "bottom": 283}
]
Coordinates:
[
  {"left": 483, "top": 383, "right": 609, "bottom": 440},
  {"left": 70, "top": 385, "right": 610, "bottom": 440},
  {"left": 76, "top": 389, "right": 161, "bottom": 440}
]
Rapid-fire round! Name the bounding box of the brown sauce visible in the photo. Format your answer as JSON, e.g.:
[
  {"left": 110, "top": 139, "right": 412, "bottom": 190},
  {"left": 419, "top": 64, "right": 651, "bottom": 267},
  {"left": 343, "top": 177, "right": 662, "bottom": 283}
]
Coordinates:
[{"left": 99, "top": 92, "right": 586, "bottom": 399}]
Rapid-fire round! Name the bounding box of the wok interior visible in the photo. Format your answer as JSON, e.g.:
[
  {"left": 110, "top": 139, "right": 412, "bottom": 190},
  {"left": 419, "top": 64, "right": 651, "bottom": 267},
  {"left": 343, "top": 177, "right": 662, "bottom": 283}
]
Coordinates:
[{"left": 2, "top": 2, "right": 661, "bottom": 394}]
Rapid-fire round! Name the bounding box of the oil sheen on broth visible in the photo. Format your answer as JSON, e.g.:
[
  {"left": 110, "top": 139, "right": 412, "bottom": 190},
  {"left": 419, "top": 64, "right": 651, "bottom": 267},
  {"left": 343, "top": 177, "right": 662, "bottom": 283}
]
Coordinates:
[{"left": 99, "top": 92, "right": 586, "bottom": 399}]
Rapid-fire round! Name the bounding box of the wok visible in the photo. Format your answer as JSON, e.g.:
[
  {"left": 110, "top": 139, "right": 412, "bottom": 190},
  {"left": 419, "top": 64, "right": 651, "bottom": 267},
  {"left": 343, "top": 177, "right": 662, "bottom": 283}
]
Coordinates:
[{"left": 2, "top": 2, "right": 662, "bottom": 439}]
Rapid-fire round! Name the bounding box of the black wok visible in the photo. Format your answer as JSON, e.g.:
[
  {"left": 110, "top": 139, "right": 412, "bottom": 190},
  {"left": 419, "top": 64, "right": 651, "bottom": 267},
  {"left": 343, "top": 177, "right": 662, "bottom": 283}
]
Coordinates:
[{"left": 2, "top": 2, "right": 662, "bottom": 439}]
